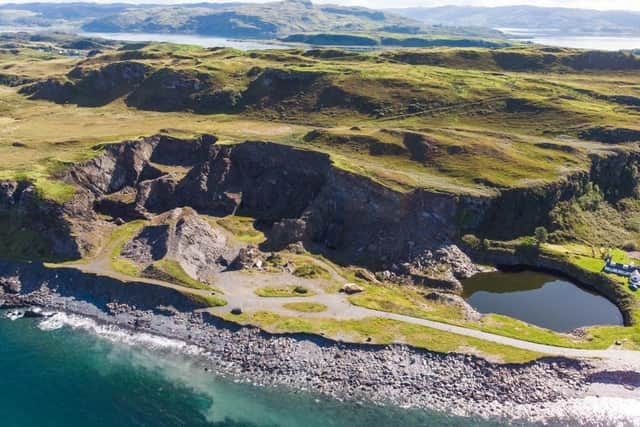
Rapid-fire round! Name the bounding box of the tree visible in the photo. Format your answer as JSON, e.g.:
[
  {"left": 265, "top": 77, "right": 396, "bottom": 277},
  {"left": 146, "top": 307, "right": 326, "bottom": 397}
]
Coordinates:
[{"left": 534, "top": 226, "right": 548, "bottom": 246}]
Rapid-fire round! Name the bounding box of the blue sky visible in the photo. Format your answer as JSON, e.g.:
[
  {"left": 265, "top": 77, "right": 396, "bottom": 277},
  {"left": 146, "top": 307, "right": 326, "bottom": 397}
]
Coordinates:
[{"left": 2, "top": 0, "right": 640, "bottom": 11}]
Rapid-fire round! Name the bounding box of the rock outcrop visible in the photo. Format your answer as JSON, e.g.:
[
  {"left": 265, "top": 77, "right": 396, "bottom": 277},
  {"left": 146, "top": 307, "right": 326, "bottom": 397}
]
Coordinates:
[
  {"left": 0, "top": 260, "right": 208, "bottom": 313},
  {"left": 122, "top": 208, "right": 237, "bottom": 283},
  {"left": 63, "top": 134, "right": 462, "bottom": 274},
  {"left": 4, "top": 133, "right": 638, "bottom": 287},
  {"left": 0, "top": 179, "right": 96, "bottom": 260},
  {"left": 578, "top": 126, "right": 640, "bottom": 144},
  {"left": 20, "top": 61, "right": 151, "bottom": 106}
]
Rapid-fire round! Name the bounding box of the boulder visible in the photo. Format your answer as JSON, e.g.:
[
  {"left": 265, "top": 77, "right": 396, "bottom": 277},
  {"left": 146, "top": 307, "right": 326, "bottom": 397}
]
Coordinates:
[
  {"left": 230, "top": 245, "right": 264, "bottom": 271},
  {"left": 0, "top": 276, "right": 21, "bottom": 294},
  {"left": 23, "top": 307, "right": 53, "bottom": 318},
  {"left": 355, "top": 268, "right": 378, "bottom": 283},
  {"left": 341, "top": 283, "right": 365, "bottom": 294}
]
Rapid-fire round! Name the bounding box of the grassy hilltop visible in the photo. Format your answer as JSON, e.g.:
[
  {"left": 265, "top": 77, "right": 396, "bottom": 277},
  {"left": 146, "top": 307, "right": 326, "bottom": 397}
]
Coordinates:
[
  {"left": 3, "top": 35, "right": 640, "bottom": 265},
  {"left": 3, "top": 36, "right": 640, "bottom": 198}
]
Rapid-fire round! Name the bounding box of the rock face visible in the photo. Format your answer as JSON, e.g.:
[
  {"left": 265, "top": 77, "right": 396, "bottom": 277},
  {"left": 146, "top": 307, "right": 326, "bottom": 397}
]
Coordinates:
[
  {"left": 62, "top": 133, "right": 640, "bottom": 271},
  {"left": 122, "top": 208, "right": 237, "bottom": 283},
  {"left": 0, "top": 180, "right": 95, "bottom": 260},
  {"left": 64, "top": 134, "right": 462, "bottom": 273},
  {"left": 241, "top": 68, "right": 326, "bottom": 108},
  {"left": 20, "top": 61, "right": 151, "bottom": 106},
  {"left": 19, "top": 78, "right": 76, "bottom": 104},
  {"left": 6, "top": 133, "right": 638, "bottom": 281},
  {"left": 70, "top": 61, "right": 151, "bottom": 106},
  {"left": 579, "top": 126, "right": 640, "bottom": 144},
  {"left": 0, "top": 260, "right": 208, "bottom": 313},
  {"left": 125, "top": 68, "right": 240, "bottom": 113},
  {"left": 468, "top": 148, "right": 640, "bottom": 240}
]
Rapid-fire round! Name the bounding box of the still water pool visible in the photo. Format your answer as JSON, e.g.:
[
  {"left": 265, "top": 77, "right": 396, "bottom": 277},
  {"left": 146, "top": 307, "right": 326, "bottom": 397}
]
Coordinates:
[{"left": 463, "top": 270, "right": 623, "bottom": 332}]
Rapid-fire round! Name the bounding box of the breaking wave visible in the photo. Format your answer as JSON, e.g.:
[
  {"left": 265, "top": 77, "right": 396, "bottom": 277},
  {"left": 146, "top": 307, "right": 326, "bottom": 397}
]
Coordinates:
[
  {"left": 33, "top": 312, "right": 640, "bottom": 425},
  {"left": 38, "top": 312, "right": 205, "bottom": 356}
]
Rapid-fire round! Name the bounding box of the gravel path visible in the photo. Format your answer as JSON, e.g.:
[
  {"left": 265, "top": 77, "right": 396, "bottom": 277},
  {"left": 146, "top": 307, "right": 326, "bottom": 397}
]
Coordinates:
[{"left": 72, "top": 239, "right": 640, "bottom": 369}]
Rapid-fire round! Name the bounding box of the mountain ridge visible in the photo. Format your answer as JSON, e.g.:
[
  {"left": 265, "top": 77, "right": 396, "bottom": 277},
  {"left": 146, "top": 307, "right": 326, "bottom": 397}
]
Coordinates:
[
  {"left": 390, "top": 5, "right": 640, "bottom": 35},
  {"left": 0, "top": 1, "right": 501, "bottom": 39}
]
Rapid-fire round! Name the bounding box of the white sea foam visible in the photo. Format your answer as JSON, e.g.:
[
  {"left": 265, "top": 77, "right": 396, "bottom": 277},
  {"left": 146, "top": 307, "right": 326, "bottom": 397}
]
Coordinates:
[
  {"left": 514, "top": 396, "right": 640, "bottom": 425},
  {"left": 559, "top": 396, "right": 640, "bottom": 424},
  {"left": 37, "top": 312, "right": 205, "bottom": 356},
  {"left": 37, "top": 312, "right": 66, "bottom": 331},
  {"left": 34, "top": 312, "right": 639, "bottom": 425}
]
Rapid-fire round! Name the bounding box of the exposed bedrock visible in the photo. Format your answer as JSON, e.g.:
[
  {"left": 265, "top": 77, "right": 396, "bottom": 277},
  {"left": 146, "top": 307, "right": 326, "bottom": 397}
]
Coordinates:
[
  {"left": 468, "top": 149, "right": 640, "bottom": 240},
  {"left": 122, "top": 208, "right": 236, "bottom": 283},
  {"left": 63, "top": 134, "right": 470, "bottom": 284},
  {"left": 8, "top": 134, "right": 638, "bottom": 285},
  {"left": 20, "top": 61, "right": 151, "bottom": 107},
  {"left": 0, "top": 180, "right": 95, "bottom": 260},
  {"left": 579, "top": 126, "right": 640, "bottom": 144},
  {"left": 0, "top": 260, "right": 208, "bottom": 313}
]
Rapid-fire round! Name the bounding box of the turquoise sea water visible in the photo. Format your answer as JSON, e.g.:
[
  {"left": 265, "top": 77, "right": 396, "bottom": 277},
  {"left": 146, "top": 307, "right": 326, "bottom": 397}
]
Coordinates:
[{"left": 0, "top": 315, "right": 493, "bottom": 427}]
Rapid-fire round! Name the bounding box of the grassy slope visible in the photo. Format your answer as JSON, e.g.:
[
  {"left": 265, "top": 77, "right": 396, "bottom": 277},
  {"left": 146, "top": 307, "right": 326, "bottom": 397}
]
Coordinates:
[
  {"left": 282, "top": 302, "right": 327, "bottom": 313},
  {"left": 3, "top": 41, "right": 639, "bottom": 198},
  {"left": 255, "top": 286, "right": 316, "bottom": 297},
  {"left": 2, "top": 37, "right": 640, "bottom": 358},
  {"left": 223, "top": 311, "right": 542, "bottom": 363}
]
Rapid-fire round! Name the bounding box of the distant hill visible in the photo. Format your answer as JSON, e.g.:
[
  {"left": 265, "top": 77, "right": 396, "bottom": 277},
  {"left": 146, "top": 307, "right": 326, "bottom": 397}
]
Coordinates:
[
  {"left": 0, "top": 2, "right": 133, "bottom": 26},
  {"left": 0, "top": 1, "right": 502, "bottom": 40},
  {"left": 82, "top": 1, "right": 437, "bottom": 38},
  {"left": 389, "top": 5, "right": 640, "bottom": 35},
  {"left": 282, "top": 33, "right": 508, "bottom": 48}
]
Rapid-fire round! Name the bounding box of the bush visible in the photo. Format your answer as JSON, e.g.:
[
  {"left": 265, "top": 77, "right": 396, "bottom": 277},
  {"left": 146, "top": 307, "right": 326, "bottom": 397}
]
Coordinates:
[
  {"left": 534, "top": 226, "right": 549, "bottom": 245},
  {"left": 294, "top": 286, "right": 308, "bottom": 294},
  {"left": 515, "top": 236, "right": 540, "bottom": 258},
  {"left": 461, "top": 234, "right": 481, "bottom": 250},
  {"left": 293, "top": 264, "right": 328, "bottom": 279},
  {"left": 625, "top": 218, "right": 640, "bottom": 233},
  {"left": 622, "top": 241, "right": 639, "bottom": 251},
  {"left": 577, "top": 183, "right": 603, "bottom": 211}
]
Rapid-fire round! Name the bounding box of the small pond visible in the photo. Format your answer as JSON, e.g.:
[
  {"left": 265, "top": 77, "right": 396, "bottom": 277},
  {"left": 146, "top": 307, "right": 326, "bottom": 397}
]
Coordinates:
[{"left": 462, "top": 270, "right": 624, "bottom": 332}]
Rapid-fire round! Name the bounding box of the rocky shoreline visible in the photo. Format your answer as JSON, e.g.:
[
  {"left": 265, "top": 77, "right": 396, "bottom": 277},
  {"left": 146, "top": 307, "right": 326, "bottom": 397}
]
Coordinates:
[{"left": 2, "top": 262, "right": 639, "bottom": 424}]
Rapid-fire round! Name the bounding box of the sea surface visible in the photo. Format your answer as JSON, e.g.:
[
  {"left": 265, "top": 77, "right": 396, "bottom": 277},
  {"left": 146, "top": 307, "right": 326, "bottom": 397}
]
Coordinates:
[
  {"left": 0, "top": 313, "right": 492, "bottom": 427},
  {"left": 78, "top": 32, "right": 290, "bottom": 50},
  {"left": 3, "top": 26, "right": 640, "bottom": 52},
  {"left": 499, "top": 28, "right": 640, "bottom": 51}
]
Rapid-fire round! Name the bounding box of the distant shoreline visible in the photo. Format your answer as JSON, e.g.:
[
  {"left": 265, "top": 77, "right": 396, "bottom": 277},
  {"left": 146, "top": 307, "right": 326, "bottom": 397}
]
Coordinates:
[{"left": 2, "top": 25, "right": 639, "bottom": 51}]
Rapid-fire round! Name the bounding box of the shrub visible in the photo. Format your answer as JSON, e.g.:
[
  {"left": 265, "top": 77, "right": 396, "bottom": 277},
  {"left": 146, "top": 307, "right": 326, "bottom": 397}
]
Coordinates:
[
  {"left": 294, "top": 286, "right": 308, "bottom": 294},
  {"left": 515, "top": 236, "right": 540, "bottom": 258},
  {"left": 534, "top": 226, "right": 549, "bottom": 245},
  {"left": 293, "top": 264, "right": 328, "bottom": 279},
  {"left": 461, "top": 234, "right": 481, "bottom": 250},
  {"left": 482, "top": 238, "right": 490, "bottom": 250},
  {"left": 577, "top": 183, "right": 603, "bottom": 211},
  {"left": 622, "top": 241, "right": 639, "bottom": 252}
]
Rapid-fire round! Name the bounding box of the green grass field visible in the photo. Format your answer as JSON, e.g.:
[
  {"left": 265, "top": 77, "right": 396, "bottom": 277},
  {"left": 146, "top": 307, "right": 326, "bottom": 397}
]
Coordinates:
[
  {"left": 255, "top": 286, "right": 316, "bottom": 297},
  {"left": 2, "top": 37, "right": 640, "bottom": 199},
  {"left": 222, "top": 311, "right": 542, "bottom": 363}
]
